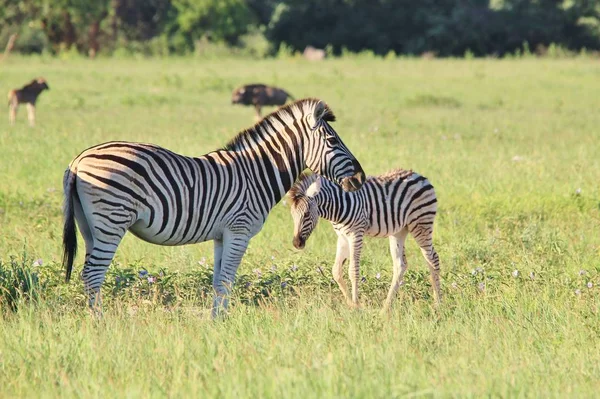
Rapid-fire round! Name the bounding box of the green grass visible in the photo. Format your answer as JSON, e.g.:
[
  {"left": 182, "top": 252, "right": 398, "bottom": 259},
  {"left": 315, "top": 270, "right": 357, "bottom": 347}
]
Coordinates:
[{"left": 1, "top": 55, "right": 599, "bottom": 397}]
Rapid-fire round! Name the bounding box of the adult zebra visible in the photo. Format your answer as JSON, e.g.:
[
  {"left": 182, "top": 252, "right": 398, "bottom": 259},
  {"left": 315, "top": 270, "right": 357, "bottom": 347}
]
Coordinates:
[
  {"left": 62, "top": 98, "right": 365, "bottom": 316},
  {"left": 288, "top": 169, "right": 440, "bottom": 313}
]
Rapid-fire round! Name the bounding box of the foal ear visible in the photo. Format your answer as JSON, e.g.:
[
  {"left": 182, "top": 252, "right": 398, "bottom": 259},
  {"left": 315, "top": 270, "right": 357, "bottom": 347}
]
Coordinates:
[{"left": 305, "top": 178, "right": 322, "bottom": 197}]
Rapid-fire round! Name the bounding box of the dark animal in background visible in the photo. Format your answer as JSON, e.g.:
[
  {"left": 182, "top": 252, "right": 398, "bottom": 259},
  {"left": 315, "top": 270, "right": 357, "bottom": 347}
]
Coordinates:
[
  {"left": 231, "top": 84, "right": 294, "bottom": 120},
  {"left": 8, "top": 78, "right": 50, "bottom": 126}
]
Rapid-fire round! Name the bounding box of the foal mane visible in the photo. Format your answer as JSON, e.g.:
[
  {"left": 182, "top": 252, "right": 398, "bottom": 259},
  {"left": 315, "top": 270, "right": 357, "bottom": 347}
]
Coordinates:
[{"left": 288, "top": 172, "right": 319, "bottom": 206}]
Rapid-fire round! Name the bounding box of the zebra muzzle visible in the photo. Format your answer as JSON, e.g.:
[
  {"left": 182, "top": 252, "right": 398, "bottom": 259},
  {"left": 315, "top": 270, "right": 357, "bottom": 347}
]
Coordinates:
[
  {"left": 293, "top": 236, "right": 305, "bottom": 250},
  {"left": 341, "top": 170, "right": 365, "bottom": 192}
]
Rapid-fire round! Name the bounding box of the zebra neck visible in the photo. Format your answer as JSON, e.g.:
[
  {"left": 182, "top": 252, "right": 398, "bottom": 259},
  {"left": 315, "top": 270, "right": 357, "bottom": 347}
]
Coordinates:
[{"left": 236, "top": 122, "right": 305, "bottom": 208}]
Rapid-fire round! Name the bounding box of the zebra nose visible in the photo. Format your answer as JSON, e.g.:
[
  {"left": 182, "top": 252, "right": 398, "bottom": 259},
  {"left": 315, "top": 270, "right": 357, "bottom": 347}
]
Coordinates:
[
  {"left": 293, "top": 236, "right": 305, "bottom": 249},
  {"left": 348, "top": 160, "right": 365, "bottom": 189},
  {"left": 353, "top": 169, "right": 366, "bottom": 187},
  {"left": 341, "top": 169, "right": 365, "bottom": 192}
]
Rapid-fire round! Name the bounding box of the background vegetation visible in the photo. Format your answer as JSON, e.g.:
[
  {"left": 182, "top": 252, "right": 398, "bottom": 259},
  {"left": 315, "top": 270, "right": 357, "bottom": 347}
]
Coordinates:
[
  {"left": 1, "top": 0, "right": 600, "bottom": 57},
  {"left": 0, "top": 55, "right": 599, "bottom": 396}
]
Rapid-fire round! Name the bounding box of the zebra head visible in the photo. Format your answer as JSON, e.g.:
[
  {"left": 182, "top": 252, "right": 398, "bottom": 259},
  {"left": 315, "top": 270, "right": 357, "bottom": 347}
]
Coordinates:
[
  {"left": 289, "top": 174, "right": 321, "bottom": 249},
  {"left": 303, "top": 101, "right": 365, "bottom": 192}
]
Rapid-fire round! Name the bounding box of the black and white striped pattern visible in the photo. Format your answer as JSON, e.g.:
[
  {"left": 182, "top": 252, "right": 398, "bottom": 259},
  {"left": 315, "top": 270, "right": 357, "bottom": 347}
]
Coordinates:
[
  {"left": 289, "top": 169, "right": 440, "bottom": 312},
  {"left": 62, "top": 98, "right": 365, "bottom": 316}
]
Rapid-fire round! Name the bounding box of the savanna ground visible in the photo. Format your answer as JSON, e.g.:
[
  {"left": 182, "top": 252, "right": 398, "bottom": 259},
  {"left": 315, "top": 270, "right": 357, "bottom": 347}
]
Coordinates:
[{"left": 0, "top": 54, "right": 599, "bottom": 397}]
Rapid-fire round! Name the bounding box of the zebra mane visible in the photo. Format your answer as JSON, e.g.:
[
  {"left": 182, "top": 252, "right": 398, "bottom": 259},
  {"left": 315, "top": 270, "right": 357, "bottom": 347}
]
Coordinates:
[
  {"left": 222, "top": 98, "right": 336, "bottom": 151},
  {"left": 288, "top": 172, "right": 319, "bottom": 206}
]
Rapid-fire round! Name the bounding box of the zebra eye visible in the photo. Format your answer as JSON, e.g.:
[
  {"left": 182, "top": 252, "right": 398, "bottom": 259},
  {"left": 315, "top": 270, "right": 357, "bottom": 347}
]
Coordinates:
[{"left": 325, "top": 135, "right": 337, "bottom": 145}]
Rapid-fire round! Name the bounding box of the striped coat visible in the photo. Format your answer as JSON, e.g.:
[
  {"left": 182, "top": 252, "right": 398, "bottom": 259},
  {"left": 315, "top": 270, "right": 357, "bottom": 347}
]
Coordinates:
[
  {"left": 62, "top": 98, "right": 365, "bottom": 316},
  {"left": 289, "top": 169, "right": 440, "bottom": 312}
]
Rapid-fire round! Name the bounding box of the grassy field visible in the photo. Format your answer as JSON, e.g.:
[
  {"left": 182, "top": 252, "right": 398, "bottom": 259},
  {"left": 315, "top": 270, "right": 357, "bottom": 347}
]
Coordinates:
[{"left": 0, "top": 54, "right": 599, "bottom": 397}]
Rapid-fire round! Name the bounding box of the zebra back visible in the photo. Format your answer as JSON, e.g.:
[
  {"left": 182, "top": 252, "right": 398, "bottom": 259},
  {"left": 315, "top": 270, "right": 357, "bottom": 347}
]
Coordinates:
[{"left": 290, "top": 169, "right": 437, "bottom": 238}]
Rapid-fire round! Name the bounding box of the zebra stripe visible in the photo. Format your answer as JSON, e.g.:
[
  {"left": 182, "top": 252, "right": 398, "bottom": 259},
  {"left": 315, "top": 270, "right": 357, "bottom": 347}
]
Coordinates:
[
  {"left": 62, "top": 98, "right": 365, "bottom": 316},
  {"left": 289, "top": 169, "right": 440, "bottom": 312}
]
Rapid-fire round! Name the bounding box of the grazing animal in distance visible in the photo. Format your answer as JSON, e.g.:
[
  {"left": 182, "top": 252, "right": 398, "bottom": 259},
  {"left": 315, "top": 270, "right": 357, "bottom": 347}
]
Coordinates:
[
  {"left": 303, "top": 46, "right": 326, "bottom": 61},
  {"left": 231, "top": 84, "right": 295, "bottom": 120},
  {"left": 62, "top": 98, "right": 366, "bottom": 317},
  {"left": 8, "top": 78, "right": 50, "bottom": 126},
  {"left": 289, "top": 169, "right": 440, "bottom": 313}
]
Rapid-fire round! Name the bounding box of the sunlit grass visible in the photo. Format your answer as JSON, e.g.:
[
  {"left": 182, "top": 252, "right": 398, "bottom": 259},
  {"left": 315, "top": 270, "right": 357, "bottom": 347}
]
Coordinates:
[{"left": 0, "top": 55, "right": 599, "bottom": 397}]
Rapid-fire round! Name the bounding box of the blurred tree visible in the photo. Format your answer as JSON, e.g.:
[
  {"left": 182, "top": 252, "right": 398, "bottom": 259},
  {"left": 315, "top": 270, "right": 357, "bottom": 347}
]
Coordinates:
[
  {"left": 34, "top": 0, "right": 110, "bottom": 55},
  {"left": 2, "top": 0, "right": 600, "bottom": 56},
  {"left": 111, "top": 0, "right": 175, "bottom": 42},
  {"left": 246, "top": 0, "right": 278, "bottom": 26},
  {"left": 266, "top": 0, "right": 600, "bottom": 56},
  {"left": 171, "top": 0, "right": 255, "bottom": 49}
]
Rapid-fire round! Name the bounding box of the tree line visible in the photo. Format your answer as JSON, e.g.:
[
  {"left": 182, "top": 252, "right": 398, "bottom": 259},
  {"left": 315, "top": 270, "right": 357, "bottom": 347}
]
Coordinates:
[{"left": 1, "top": 0, "right": 599, "bottom": 57}]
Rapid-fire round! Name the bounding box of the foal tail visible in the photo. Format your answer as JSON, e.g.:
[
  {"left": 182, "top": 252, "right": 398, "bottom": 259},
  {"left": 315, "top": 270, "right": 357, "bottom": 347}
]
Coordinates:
[{"left": 62, "top": 167, "right": 78, "bottom": 282}]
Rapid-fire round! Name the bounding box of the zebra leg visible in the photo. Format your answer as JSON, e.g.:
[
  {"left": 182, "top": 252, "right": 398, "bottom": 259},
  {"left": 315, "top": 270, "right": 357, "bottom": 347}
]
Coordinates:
[
  {"left": 332, "top": 233, "right": 351, "bottom": 305},
  {"left": 75, "top": 193, "right": 130, "bottom": 314},
  {"left": 211, "top": 231, "right": 250, "bottom": 318},
  {"left": 212, "top": 238, "right": 224, "bottom": 297},
  {"left": 381, "top": 228, "right": 409, "bottom": 314},
  {"left": 73, "top": 197, "right": 94, "bottom": 265},
  {"left": 413, "top": 225, "right": 442, "bottom": 305},
  {"left": 347, "top": 232, "right": 364, "bottom": 308},
  {"left": 81, "top": 225, "right": 127, "bottom": 313}
]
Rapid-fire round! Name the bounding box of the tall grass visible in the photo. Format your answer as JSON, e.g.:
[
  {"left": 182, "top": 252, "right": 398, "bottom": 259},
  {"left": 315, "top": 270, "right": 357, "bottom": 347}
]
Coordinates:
[{"left": 0, "top": 56, "right": 599, "bottom": 397}]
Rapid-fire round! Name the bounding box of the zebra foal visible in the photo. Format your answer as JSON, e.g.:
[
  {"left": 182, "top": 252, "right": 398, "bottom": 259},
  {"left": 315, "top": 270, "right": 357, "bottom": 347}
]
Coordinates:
[
  {"left": 62, "top": 98, "right": 365, "bottom": 316},
  {"left": 289, "top": 169, "right": 440, "bottom": 312}
]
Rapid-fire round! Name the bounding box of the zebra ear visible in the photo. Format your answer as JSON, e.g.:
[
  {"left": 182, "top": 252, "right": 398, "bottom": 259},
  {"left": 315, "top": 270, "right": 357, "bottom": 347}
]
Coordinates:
[
  {"left": 309, "top": 101, "right": 328, "bottom": 130},
  {"left": 305, "top": 178, "right": 322, "bottom": 197}
]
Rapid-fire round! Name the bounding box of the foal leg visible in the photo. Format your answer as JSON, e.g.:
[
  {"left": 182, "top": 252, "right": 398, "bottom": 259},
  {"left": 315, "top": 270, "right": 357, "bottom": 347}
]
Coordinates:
[
  {"left": 412, "top": 225, "right": 442, "bottom": 305},
  {"left": 381, "top": 228, "right": 409, "bottom": 314},
  {"left": 347, "top": 231, "right": 364, "bottom": 307},
  {"left": 331, "top": 233, "right": 351, "bottom": 305}
]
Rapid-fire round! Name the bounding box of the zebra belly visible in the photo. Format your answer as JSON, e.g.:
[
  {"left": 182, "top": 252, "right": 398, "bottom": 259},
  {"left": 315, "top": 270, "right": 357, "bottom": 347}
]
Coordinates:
[
  {"left": 128, "top": 227, "right": 221, "bottom": 245},
  {"left": 365, "top": 226, "right": 399, "bottom": 238},
  {"left": 365, "top": 214, "right": 403, "bottom": 238},
  {"left": 127, "top": 213, "right": 223, "bottom": 245}
]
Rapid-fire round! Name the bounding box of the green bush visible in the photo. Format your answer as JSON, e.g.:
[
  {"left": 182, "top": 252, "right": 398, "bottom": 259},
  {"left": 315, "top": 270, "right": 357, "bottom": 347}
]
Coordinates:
[
  {"left": 2, "top": 0, "right": 600, "bottom": 57},
  {"left": 0, "top": 25, "right": 48, "bottom": 55},
  {"left": 0, "top": 253, "right": 43, "bottom": 311},
  {"left": 265, "top": 0, "right": 600, "bottom": 57},
  {"left": 171, "top": 0, "right": 256, "bottom": 51}
]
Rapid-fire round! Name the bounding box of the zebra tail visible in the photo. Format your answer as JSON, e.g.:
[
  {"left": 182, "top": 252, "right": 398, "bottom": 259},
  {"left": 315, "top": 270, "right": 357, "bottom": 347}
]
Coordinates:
[{"left": 62, "top": 168, "right": 78, "bottom": 282}]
